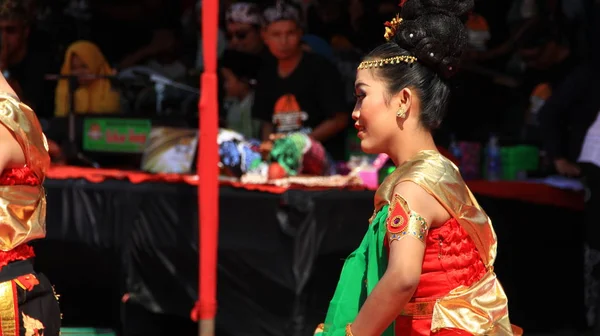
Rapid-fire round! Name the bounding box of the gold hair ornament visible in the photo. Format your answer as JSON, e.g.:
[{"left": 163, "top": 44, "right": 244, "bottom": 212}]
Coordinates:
[
  {"left": 357, "top": 55, "right": 418, "bottom": 70},
  {"left": 384, "top": 14, "right": 403, "bottom": 41}
]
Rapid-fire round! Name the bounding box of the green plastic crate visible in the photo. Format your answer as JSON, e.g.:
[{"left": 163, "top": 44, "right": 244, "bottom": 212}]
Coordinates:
[
  {"left": 500, "top": 145, "right": 539, "bottom": 180},
  {"left": 379, "top": 166, "right": 396, "bottom": 184}
]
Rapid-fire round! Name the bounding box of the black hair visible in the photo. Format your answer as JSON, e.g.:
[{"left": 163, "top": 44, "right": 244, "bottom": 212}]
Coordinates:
[{"left": 364, "top": 0, "right": 473, "bottom": 130}]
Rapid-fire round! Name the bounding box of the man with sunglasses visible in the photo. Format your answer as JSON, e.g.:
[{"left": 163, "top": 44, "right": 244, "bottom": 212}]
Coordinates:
[{"left": 225, "top": 2, "right": 271, "bottom": 60}]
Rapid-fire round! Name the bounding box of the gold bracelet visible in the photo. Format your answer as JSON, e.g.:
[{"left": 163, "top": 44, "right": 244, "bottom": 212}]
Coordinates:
[{"left": 345, "top": 323, "right": 354, "bottom": 336}]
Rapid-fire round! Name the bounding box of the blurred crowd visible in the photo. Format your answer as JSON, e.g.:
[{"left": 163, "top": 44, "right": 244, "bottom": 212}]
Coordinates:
[{"left": 0, "top": 0, "right": 597, "bottom": 162}]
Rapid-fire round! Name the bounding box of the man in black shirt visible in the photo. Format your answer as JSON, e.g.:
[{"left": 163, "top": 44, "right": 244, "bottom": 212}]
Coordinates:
[{"left": 252, "top": 2, "right": 348, "bottom": 160}]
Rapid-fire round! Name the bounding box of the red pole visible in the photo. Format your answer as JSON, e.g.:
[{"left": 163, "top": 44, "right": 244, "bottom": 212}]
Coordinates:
[{"left": 191, "top": 0, "right": 219, "bottom": 335}]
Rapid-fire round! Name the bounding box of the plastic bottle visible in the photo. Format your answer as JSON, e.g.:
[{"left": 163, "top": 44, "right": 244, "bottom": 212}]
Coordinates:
[{"left": 485, "top": 135, "right": 502, "bottom": 181}]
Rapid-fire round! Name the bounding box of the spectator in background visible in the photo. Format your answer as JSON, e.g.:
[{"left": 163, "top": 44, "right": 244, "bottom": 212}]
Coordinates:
[
  {"left": 517, "top": 21, "right": 574, "bottom": 86},
  {"left": 55, "top": 40, "right": 120, "bottom": 116},
  {"left": 465, "top": 12, "right": 491, "bottom": 52},
  {"left": 306, "top": 0, "right": 348, "bottom": 44},
  {"left": 89, "top": 0, "right": 181, "bottom": 64},
  {"left": 514, "top": 20, "right": 575, "bottom": 140},
  {"left": 306, "top": 0, "right": 381, "bottom": 53},
  {"left": 301, "top": 34, "right": 334, "bottom": 61},
  {"left": 539, "top": 6, "right": 600, "bottom": 331},
  {"left": 538, "top": 61, "right": 600, "bottom": 332},
  {"left": 140, "top": 26, "right": 187, "bottom": 81},
  {"left": 253, "top": 1, "right": 348, "bottom": 160},
  {"left": 220, "top": 49, "right": 261, "bottom": 139},
  {"left": 119, "top": 25, "right": 183, "bottom": 72},
  {"left": 0, "top": 0, "right": 56, "bottom": 119},
  {"left": 184, "top": 0, "right": 227, "bottom": 71},
  {"left": 225, "top": 2, "right": 270, "bottom": 60}
]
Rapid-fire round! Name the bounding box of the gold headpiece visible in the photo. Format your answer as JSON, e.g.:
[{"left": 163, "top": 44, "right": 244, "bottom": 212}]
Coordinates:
[
  {"left": 357, "top": 55, "right": 417, "bottom": 70},
  {"left": 357, "top": 12, "right": 417, "bottom": 70},
  {"left": 384, "top": 14, "right": 403, "bottom": 42}
]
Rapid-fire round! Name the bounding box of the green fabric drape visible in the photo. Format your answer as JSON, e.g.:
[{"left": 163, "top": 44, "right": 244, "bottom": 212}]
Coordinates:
[{"left": 316, "top": 206, "right": 395, "bottom": 336}]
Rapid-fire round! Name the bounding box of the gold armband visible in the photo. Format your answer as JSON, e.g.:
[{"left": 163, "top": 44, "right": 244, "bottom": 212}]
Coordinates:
[{"left": 387, "top": 194, "right": 429, "bottom": 244}]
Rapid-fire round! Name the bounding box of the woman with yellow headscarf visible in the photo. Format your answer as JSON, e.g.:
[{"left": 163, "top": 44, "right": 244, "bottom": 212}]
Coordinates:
[{"left": 55, "top": 40, "right": 121, "bottom": 116}]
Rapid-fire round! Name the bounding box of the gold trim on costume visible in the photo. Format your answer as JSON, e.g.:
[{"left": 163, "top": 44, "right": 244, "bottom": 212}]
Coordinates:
[
  {"left": 401, "top": 300, "right": 437, "bottom": 317},
  {"left": 314, "top": 323, "right": 324, "bottom": 334},
  {"left": 0, "top": 280, "right": 17, "bottom": 335},
  {"left": 22, "top": 312, "right": 44, "bottom": 335},
  {"left": 13, "top": 279, "right": 25, "bottom": 291}
]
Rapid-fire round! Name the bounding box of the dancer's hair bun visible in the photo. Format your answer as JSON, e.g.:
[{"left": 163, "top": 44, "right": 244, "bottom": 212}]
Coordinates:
[{"left": 393, "top": 0, "right": 473, "bottom": 78}]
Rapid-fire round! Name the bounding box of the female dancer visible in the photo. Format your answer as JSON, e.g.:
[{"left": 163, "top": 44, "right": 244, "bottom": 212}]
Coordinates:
[
  {"left": 0, "top": 72, "right": 60, "bottom": 334},
  {"left": 316, "top": 0, "right": 519, "bottom": 335}
]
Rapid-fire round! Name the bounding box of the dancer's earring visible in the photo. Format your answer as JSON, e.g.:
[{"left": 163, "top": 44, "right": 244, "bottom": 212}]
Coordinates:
[{"left": 396, "top": 107, "right": 406, "bottom": 119}]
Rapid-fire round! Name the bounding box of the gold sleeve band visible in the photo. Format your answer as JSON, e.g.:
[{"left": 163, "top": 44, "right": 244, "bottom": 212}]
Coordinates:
[
  {"left": 388, "top": 211, "right": 429, "bottom": 244},
  {"left": 387, "top": 194, "right": 429, "bottom": 244}
]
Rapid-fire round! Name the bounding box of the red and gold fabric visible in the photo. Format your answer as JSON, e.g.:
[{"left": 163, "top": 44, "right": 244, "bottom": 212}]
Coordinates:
[
  {"left": 373, "top": 150, "right": 516, "bottom": 335},
  {"left": 0, "top": 272, "right": 59, "bottom": 335},
  {"left": 0, "top": 93, "right": 50, "bottom": 252}
]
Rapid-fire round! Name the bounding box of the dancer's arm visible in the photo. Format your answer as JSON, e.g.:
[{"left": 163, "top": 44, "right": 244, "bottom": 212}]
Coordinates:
[
  {"left": 0, "top": 72, "right": 25, "bottom": 172},
  {"left": 350, "top": 182, "right": 449, "bottom": 336}
]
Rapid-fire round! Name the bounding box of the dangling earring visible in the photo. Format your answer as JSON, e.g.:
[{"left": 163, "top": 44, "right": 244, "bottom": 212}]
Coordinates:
[{"left": 396, "top": 107, "right": 406, "bottom": 119}]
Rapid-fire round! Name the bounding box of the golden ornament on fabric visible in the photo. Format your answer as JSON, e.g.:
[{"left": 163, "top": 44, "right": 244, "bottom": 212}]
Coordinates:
[
  {"left": 387, "top": 194, "right": 409, "bottom": 233},
  {"left": 390, "top": 215, "right": 405, "bottom": 228},
  {"left": 22, "top": 312, "right": 44, "bottom": 336}
]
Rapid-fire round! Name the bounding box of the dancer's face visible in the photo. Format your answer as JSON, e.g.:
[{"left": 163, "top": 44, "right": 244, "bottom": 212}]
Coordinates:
[
  {"left": 351, "top": 68, "right": 417, "bottom": 154},
  {"left": 352, "top": 69, "right": 397, "bottom": 154}
]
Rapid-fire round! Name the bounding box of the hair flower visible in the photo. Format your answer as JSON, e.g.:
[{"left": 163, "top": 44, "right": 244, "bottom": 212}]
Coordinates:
[{"left": 384, "top": 14, "right": 403, "bottom": 41}]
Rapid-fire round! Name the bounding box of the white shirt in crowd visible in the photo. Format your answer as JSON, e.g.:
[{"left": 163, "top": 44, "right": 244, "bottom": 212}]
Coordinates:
[{"left": 579, "top": 110, "right": 600, "bottom": 168}]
